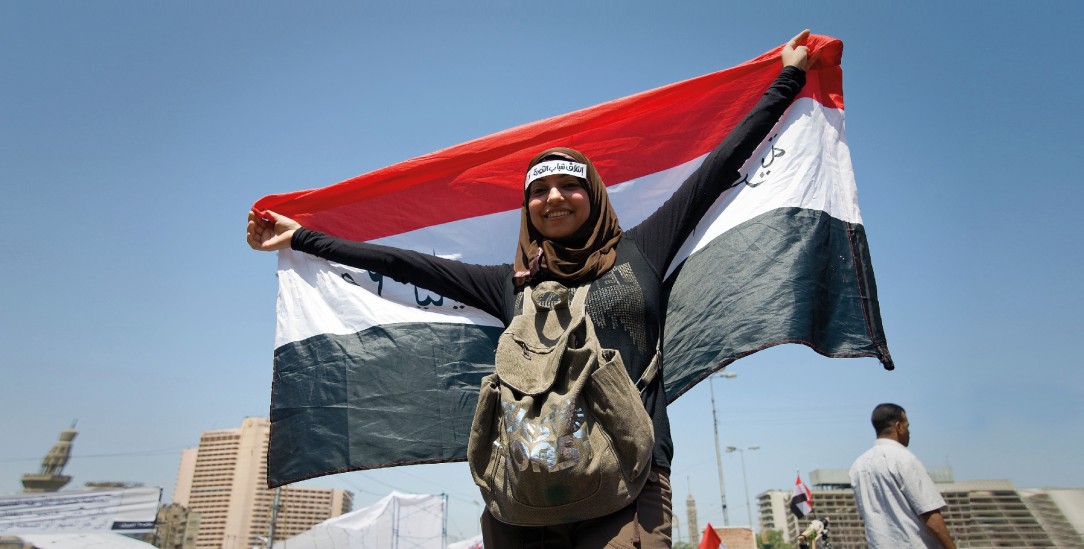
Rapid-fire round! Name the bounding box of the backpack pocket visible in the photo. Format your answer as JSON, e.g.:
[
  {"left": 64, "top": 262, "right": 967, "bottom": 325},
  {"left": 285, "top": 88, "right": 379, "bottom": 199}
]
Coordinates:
[
  {"left": 500, "top": 370, "right": 602, "bottom": 510},
  {"left": 584, "top": 348, "right": 655, "bottom": 485},
  {"left": 467, "top": 373, "right": 501, "bottom": 493}
]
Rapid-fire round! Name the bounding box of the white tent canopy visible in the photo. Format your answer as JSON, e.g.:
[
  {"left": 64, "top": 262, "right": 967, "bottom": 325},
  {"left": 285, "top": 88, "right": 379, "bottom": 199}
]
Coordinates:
[
  {"left": 273, "top": 491, "right": 446, "bottom": 549},
  {"left": 447, "top": 534, "right": 483, "bottom": 549}
]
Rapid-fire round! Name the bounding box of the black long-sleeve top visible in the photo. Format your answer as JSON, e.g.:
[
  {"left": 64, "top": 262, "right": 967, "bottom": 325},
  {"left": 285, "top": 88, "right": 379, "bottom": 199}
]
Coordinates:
[{"left": 292, "top": 66, "right": 806, "bottom": 471}]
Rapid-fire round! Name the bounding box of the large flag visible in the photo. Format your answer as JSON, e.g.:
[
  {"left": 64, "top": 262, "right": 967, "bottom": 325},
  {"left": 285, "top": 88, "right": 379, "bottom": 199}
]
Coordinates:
[
  {"left": 791, "top": 474, "right": 814, "bottom": 518},
  {"left": 253, "top": 34, "right": 892, "bottom": 486}
]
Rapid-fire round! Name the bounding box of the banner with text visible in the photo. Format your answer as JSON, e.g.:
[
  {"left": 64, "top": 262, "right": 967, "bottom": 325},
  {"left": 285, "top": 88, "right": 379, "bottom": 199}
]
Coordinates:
[{"left": 0, "top": 487, "right": 161, "bottom": 535}]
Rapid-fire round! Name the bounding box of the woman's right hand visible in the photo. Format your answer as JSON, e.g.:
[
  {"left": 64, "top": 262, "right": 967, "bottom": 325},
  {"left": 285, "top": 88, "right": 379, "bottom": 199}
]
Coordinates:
[{"left": 247, "top": 210, "right": 301, "bottom": 252}]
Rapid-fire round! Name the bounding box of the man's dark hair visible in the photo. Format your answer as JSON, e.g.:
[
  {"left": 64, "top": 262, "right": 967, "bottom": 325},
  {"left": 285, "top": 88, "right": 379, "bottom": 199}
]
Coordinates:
[{"left": 871, "top": 403, "right": 906, "bottom": 435}]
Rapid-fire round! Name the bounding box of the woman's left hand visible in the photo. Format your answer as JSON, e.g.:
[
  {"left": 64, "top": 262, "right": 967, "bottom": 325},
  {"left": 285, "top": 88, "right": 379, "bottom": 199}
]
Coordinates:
[
  {"left": 247, "top": 210, "right": 301, "bottom": 252},
  {"left": 782, "top": 29, "right": 813, "bottom": 71}
]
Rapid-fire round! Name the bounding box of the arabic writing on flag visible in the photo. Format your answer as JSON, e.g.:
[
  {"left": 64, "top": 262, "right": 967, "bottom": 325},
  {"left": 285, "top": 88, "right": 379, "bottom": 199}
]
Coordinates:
[{"left": 253, "top": 34, "right": 892, "bottom": 486}]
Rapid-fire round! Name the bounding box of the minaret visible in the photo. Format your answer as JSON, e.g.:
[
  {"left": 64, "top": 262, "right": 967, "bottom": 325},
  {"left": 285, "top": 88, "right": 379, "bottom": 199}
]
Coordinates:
[
  {"left": 21, "top": 424, "right": 77, "bottom": 492},
  {"left": 687, "top": 489, "right": 699, "bottom": 547}
]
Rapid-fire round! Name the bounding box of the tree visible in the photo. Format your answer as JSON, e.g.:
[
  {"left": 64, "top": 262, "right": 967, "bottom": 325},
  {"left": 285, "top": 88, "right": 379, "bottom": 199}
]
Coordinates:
[
  {"left": 672, "top": 542, "right": 695, "bottom": 549},
  {"left": 757, "top": 528, "right": 794, "bottom": 549}
]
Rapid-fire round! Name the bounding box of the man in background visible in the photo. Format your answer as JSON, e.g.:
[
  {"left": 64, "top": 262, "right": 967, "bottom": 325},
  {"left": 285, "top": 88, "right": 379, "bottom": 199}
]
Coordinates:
[{"left": 849, "top": 403, "right": 957, "bottom": 549}]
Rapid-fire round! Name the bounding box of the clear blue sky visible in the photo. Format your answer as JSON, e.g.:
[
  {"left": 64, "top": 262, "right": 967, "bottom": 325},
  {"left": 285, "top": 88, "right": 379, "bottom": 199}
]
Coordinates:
[{"left": 2, "top": 1, "right": 1081, "bottom": 543}]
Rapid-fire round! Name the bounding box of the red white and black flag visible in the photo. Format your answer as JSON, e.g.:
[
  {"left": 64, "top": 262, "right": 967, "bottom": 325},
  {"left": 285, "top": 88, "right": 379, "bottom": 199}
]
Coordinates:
[
  {"left": 791, "top": 474, "right": 814, "bottom": 518},
  {"left": 253, "top": 35, "right": 893, "bottom": 486},
  {"left": 698, "top": 523, "right": 722, "bottom": 549}
]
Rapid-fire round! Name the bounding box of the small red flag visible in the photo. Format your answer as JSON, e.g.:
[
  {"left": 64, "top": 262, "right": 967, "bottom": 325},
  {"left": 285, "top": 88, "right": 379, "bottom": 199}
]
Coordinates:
[{"left": 698, "top": 522, "right": 722, "bottom": 549}]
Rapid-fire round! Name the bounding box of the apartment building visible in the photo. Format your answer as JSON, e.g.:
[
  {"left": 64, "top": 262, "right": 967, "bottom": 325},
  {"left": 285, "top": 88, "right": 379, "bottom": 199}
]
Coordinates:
[{"left": 173, "top": 418, "right": 352, "bottom": 549}]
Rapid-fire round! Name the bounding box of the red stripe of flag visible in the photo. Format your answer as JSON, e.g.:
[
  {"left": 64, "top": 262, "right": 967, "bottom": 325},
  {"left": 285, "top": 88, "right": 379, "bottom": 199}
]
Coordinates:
[{"left": 253, "top": 36, "right": 843, "bottom": 243}]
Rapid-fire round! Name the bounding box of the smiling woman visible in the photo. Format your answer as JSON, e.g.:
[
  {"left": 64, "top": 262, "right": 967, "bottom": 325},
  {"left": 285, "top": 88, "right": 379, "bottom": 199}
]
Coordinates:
[{"left": 247, "top": 29, "right": 812, "bottom": 549}]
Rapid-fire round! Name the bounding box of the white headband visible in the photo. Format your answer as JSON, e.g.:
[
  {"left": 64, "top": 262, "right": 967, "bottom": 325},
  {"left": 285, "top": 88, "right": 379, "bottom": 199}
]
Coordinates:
[{"left": 524, "top": 160, "right": 589, "bottom": 188}]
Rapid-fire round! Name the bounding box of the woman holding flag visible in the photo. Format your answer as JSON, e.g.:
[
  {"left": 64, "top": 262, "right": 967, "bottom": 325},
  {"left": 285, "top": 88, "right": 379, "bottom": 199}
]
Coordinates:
[{"left": 248, "top": 30, "right": 811, "bottom": 549}]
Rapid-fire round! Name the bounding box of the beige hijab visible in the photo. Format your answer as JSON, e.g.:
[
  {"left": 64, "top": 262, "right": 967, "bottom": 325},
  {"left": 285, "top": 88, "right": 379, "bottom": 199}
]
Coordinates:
[{"left": 514, "top": 147, "right": 623, "bottom": 286}]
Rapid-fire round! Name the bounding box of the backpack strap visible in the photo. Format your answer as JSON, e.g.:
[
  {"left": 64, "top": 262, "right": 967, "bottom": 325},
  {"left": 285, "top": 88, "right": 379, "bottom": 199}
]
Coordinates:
[
  {"left": 520, "top": 284, "right": 536, "bottom": 316},
  {"left": 634, "top": 340, "right": 662, "bottom": 393},
  {"left": 569, "top": 282, "right": 590, "bottom": 314}
]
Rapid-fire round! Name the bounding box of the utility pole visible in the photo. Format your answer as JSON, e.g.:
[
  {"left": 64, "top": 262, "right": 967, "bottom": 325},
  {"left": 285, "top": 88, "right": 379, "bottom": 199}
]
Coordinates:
[
  {"left": 267, "top": 486, "right": 282, "bottom": 549},
  {"left": 709, "top": 372, "right": 736, "bottom": 526}
]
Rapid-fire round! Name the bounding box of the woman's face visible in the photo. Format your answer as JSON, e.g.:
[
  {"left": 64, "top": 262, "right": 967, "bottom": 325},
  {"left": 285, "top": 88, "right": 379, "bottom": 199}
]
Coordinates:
[{"left": 526, "top": 174, "right": 592, "bottom": 240}]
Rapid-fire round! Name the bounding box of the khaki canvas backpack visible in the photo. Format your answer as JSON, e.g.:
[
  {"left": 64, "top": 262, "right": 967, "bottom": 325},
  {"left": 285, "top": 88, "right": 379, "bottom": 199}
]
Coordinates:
[{"left": 467, "top": 280, "right": 656, "bottom": 526}]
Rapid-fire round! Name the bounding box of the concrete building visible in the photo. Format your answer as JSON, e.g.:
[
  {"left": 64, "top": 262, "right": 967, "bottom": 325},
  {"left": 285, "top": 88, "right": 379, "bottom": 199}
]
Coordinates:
[
  {"left": 714, "top": 526, "right": 756, "bottom": 549},
  {"left": 757, "top": 489, "right": 801, "bottom": 544},
  {"left": 153, "top": 503, "right": 200, "bottom": 549},
  {"left": 1023, "top": 489, "right": 1084, "bottom": 549},
  {"left": 173, "top": 418, "right": 353, "bottom": 549},
  {"left": 757, "top": 468, "right": 1084, "bottom": 549}
]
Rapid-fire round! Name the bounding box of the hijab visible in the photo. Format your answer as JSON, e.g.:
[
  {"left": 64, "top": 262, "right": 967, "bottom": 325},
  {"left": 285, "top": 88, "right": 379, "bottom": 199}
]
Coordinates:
[{"left": 514, "top": 147, "right": 623, "bottom": 286}]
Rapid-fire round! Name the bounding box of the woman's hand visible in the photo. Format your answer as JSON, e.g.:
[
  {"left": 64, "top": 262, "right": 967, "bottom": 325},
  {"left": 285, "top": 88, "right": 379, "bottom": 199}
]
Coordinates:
[
  {"left": 247, "top": 210, "right": 301, "bottom": 252},
  {"left": 782, "top": 29, "right": 813, "bottom": 71}
]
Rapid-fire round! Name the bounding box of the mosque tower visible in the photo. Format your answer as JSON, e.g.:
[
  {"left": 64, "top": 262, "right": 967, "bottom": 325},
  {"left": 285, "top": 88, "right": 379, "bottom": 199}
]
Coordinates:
[
  {"left": 21, "top": 424, "right": 77, "bottom": 492},
  {"left": 687, "top": 489, "right": 699, "bottom": 547}
]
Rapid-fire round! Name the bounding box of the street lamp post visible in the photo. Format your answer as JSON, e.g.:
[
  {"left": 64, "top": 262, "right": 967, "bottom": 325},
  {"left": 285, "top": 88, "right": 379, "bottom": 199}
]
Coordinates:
[
  {"left": 267, "top": 486, "right": 282, "bottom": 549},
  {"left": 726, "top": 445, "right": 761, "bottom": 527},
  {"left": 708, "top": 371, "right": 737, "bottom": 526}
]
